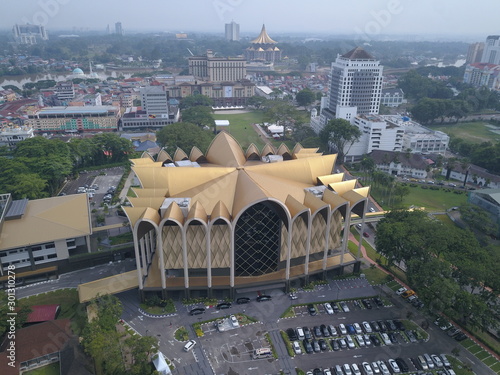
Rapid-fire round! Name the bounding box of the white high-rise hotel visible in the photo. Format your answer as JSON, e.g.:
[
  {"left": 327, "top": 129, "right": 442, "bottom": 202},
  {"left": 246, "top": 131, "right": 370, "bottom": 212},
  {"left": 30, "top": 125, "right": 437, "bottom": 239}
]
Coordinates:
[{"left": 320, "top": 47, "right": 383, "bottom": 126}]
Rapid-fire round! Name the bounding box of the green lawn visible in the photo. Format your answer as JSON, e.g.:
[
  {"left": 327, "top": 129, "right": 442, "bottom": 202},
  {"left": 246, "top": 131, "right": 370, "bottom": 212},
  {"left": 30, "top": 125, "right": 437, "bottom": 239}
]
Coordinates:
[
  {"left": 434, "top": 214, "right": 457, "bottom": 228},
  {"left": 448, "top": 356, "right": 475, "bottom": 375},
  {"left": 23, "top": 362, "right": 60, "bottom": 375},
  {"left": 428, "top": 121, "right": 500, "bottom": 144},
  {"left": 213, "top": 111, "right": 266, "bottom": 149},
  {"left": 361, "top": 266, "right": 388, "bottom": 285},
  {"left": 371, "top": 184, "right": 468, "bottom": 212}
]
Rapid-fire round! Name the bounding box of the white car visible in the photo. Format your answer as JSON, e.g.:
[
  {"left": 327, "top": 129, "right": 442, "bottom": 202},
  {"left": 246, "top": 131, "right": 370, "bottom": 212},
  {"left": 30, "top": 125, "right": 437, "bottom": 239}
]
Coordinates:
[
  {"left": 371, "top": 361, "right": 381, "bottom": 374},
  {"left": 388, "top": 359, "right": 400, "bottom": 373},
  {"left": 377, "top": 361, "right": 390, "bottom": 375},
  {"left": 339, "top": 323, "right": 347, "bottom": 335},
  {"left": 324, "top": 370, "right": 332, "bottom": 375},
  {"left": 363, "top": 334, "right": 372, "bottom": 346},
  {"left": 328, "top": 324, "right": 337, "bottom": 336},
  {"left": 340, "top": 301, "right": 350, "bottom": 312},
  {"left": 431, "top": 354, "right": 444, "bottom": 367},
  {"left": 381, "top": 333, "right": 392, "bottom": 345},
  {"left": 229, "top": 315, "right": 239, "bottom": 327},
  {"left": 356, "top": 335, "right": 365, "bottom": 347},
  {"left": 296, "top": 327, "right": 305, "bottom": 340},
  {"left": 183, "top": 339, "right": 196, "bottom": 351},
  {"left": 362, "top": 362, "right": 374, "bottom": 375},
  {"left": 292, "top": 341, "right": 302, "bottom": 355},
  {"left": 324, "top": 302, "right": 334, "bottom": 315},
  {"left": 346, "top": 335, "right": 355, "bottom": 349},
  {"left": 369, "top": 207, "right": 375, "bottom": 212},
  {"left": 362, "top": 321, "right": 372, "bottom": 333},
  {"left": 351, "top": 363, "right": 362, "bottom": 375},
  {"left": 343, "top": 364, "right": 353, "bottom": 375},
  {"left": 353, "top": 322, "right": 362, "bottom": 334},
  {"left": 396, "top": 287, "right": 407, "bottom": 295},
  {"left": 440, "top": 354, "right": 450, "bottom": 367}
]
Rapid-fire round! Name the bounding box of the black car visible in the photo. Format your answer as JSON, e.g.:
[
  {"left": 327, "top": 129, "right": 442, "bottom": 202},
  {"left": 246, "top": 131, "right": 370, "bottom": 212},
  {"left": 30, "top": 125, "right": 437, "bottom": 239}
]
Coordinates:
[
  {"left": 455, "top": 332, "right": 467, "bottom": 341},
  {"left": 320, "top": 324, "right": 330, "bottom": 337},
  {"left": 189, "top": 307, "right": 205, "bottom": 315},
  {"left": 370, "top": 321, "right": 380, "bottom": 332},
  {"left": 303, "top": 326, "right": 312, "bottom": 340},
  {"left": 307, "top": 304, "right": 317, "bottom": 316},
  {"left": 313, "top": 368, "right": 324, "bottom": 375},
  {"left": 216, "top": 302, "right": 232, "bottom": 310},
  {"left": 257, "top": 295, "right": 272, "bottom": 302},
  {"left": 388, "top": 332, "right": 398, "bottom": 343},
  {"left": 313, "top": 326, "right": 322, "bottom": 337},
  {"left": 330, "top": 339, "right": 340, "bottom": 351},
  {"left": 318, "top": 339, "right": 328, "bottom": 351},
  {"left": 303, "top": 339, "right": 313, "bottom": 354},
  {"left": 378, "top": 320, "right": 387, "bottom": 332},
  {"left": 236, "top": 297, "right": 250, "bottom": 304},
  {"left": 395, "top": 357, "right": 409, "bottom": 372},
  {"left": 369, "top": 334, "right": 381, "bottom": 346},
  {"left": 373, "top": 297, "right": 383, "bottom": 307},
  {"left": 332, "top": 304, "right": 340, "bottom": 313},
  {"left": 287, "top": 328, "right": 298, "bottom": 341},
  {"left": 393, "top": 320, "right": 405, "bottom": 331},
  {"left": 386, "top": 319, "right": 397, "bottom": 331},
  {"left": 362, "top": 299, "right": 372, "bottom": 309}
]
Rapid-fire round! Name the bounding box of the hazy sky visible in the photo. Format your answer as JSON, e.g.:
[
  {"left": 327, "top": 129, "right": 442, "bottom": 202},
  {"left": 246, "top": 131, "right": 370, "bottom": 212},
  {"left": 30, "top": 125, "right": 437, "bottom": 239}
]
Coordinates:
[{"left": 1, "top": 0, "right": 499, "bottom": 40}]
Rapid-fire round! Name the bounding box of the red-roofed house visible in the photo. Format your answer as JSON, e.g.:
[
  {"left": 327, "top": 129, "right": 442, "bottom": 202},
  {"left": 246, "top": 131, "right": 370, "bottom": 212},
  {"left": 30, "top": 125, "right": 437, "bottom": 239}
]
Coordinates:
[{"left": 26, "top": 304, "right": 60, "bottom": 324}]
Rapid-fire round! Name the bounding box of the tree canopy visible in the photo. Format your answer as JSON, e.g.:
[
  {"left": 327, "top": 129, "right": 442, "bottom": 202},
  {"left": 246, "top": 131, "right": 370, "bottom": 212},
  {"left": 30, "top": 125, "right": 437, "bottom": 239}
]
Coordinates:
[
  {"left": 181, "top": 105, "right": 215, "bottom": 131},
  {"left": 179, "top": 94, "right": 213, "bottom": 109},
  {"left": 375, "top": 210, "right": 499, "bottom": 330},
  {"left": 295, "top": 88, "right": 315, "bottom": 107},
  {"left": 319, "top": 118, "right": 361, "bottom": 163},
  {"left": 156, "top": 122, "right": 215, "bottom": 154}
]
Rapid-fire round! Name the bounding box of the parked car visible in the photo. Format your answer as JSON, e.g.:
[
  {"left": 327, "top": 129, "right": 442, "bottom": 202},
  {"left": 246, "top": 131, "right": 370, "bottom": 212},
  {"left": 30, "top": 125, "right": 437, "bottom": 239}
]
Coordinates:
[
  {"left": 371, "top": 361, "right": 381, "bottom": 374},
  {"left": 331, "top": 339, "right": 340, "bottom": 351},
  {"left": 216, "top": 302, "right": 231, "bottom": 310},
  {"left": 395, "top": 358, "right": 408, "bottom": 373},
  {"left": 346, "top": 335, "right": 355, "bottom": 349},
  {"left": 381, "top": 333, "right": 391, "bottom": 345},
  {"left": 431, "top": 354, "right": 444, "bottom": 367},
  {"left": 406, "top": 330, "right": 417, "bottom": 343},
  {"left": 324, "top": 302, "right": 334, "bottom": 315},
  {"left": 355, "top": 335, "right": 365, "bottom": 347},
  {"left": 303, "top": 326, "right": 312, "bottom": 340},
  {"left": 362, "top": 321, "right": 373, "bottom": 333},
  {"left": 440, "top": 354, "right": 451, "bottom": 367},
  {"left": 353, "top": 322, "right": 363, "bottom": 334},
  {"left": 351, "top": 363, "right": 362, "bottom": 375},
  {"left": 401, "top": 290, "right": 415, "bottom": 298},
  {"left": 338, "top": 338, "right": 347, "bottom": 349},
  {"left": 393, "top": 320, "right": 405, "bottom": 331},
  {"left": 189, "top": 307, "right": 205, "bottom": 315},
  {"left": 362, "top": 299, "right": 372, "bottom": 309},
  {"left": 369, "top": 334, "right": 381, "bottom": 346},
  {"left": 236, "top": 297, "right": 250, "bottom": 304},
  {"left": 417, "top": 355, "right": 429, "bottom": 370},
  {"left": 387, "top": 359, "right": 400, "bottom": 373},
  {"left": 303, "top": 339, "right": 313, "bottom": 354},
  {"left": 396, "top": 287, "right": 407, "bottom": 295},
  {"left": 370, "top": 321, "right": 380, "bottom": 332},
  {"left": 318, "top": 339, "right": 327, "bottom": 351},
  {"left": 308, "top": 304, "right": 317, "bottom": 316},
  {"left": 313, "top": 326, "right": 322, "bottom": 337},
  {"left": 229, "top": 315, "right": 238, "bottom": 327},
  {"left": 292, "top": 341, "right": 302, "bottom": 355},
  {"left": 346, "top": 324, "right": 356, "bottom": 335},
  {"left": 287, "top": 328, "right": 298, "bottom": 341},
  {"left": 257, "top": 295, "right": 272, "bottom": 302},
  {"left": 373, "top": 297, "right": 383, "bottom": 307},
  {"left": 328, "top": 324, "right": 337, "bottom": 336},
  {"left": 320, "top": 324, "right": 330, "bottom": 337},
  {"left": 363, "top": 232, "right": 370, "bottom": 238},
  {"left": 338, "top": 324, "right": 347, "bottom": 335},
  {"left": 377, "top": 361, "right": 390, "bottom": 375},
  {"left": 340, "top": 301, "right": 350, "bottom": 312},
  {"left": 362, "top": 362, "right": 374, "bottom": 375},
  {"left": 311, "top": 339, "right": 320, "bottom": 352},
  {"left": 296, "top": 327, "right": 305, "bottom": 340}
]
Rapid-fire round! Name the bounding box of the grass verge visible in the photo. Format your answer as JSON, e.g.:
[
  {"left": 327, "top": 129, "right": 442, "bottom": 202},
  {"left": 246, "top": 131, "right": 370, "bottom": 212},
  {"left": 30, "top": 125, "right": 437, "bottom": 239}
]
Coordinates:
[
  {"left": 280, "top": 330, "right": 295, "bottom": 357},
  {"left": 174, "top": 326, "right": 189, "bottom": 341},
  {"left": 23, "top": 363, "right": 60, "bottom": 375},
  {"left": 265, "top": 332, "right": 278, "bottom": 359}
]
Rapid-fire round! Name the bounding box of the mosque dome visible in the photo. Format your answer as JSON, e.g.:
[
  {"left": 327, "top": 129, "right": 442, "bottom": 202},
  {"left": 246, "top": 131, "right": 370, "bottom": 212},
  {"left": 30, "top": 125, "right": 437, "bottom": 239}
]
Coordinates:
[{"left": 72, "top": 68, "right": 84, "bottom": 75}]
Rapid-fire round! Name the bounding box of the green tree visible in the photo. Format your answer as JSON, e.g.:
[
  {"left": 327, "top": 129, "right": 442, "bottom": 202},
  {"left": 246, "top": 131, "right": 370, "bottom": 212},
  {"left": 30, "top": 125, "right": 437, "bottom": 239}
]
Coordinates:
[
  {"left": 295, "top": 88, "right": 315, "bottom": 107},
  {"left": 460, "top": 205, "right": 497, "bottom": 237},
  {"left": 393, "top": 184, "right": 410, "bottom": 203},
  {"left": 246, "top": 95, "right": 267, "bottom": 109},
  {"left": 319, "top": 119, "right": 362, "bottom": 163},
  {"left": 182, "top": 106, "right": 215, "bottom": 132},
  {"left": 126, "top": 335, "right": 159, "bottom": 375},
  {"left": 179, "top": 94, "right": 213, "bottom": 109},
  {"left": 7, "top": 173, "right": 48, "bottom": 199},
  {"left": 156, "top": 122, "right": 214, "bottom": 154}
]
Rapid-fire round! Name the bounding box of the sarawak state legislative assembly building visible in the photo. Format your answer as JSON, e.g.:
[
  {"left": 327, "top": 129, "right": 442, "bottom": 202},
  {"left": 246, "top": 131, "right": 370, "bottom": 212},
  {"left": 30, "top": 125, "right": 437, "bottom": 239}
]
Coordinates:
[{"left": 124, "top": 132, "right": 370, "bottom": 299}]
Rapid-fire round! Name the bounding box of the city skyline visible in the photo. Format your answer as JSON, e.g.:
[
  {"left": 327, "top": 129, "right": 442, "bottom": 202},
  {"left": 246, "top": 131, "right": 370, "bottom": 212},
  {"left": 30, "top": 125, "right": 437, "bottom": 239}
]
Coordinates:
[{"left": 1, "top": 0, "right": 500, "bottom": 41}]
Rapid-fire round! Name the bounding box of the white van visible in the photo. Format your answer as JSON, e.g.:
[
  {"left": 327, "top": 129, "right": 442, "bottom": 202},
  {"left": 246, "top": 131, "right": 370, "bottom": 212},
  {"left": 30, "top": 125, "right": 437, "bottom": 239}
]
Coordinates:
[
  {"left": 296, "top": 327, "right": 305, "bottom": 340},
  {"left": 183, "top": 340, "right": 196, "bottom": 351}
]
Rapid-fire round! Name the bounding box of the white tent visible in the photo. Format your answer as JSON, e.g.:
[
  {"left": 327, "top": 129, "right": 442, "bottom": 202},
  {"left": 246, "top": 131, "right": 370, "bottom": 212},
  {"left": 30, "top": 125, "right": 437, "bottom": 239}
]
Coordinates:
[
  {"left": 267, "top": 124, "right": 284, "bottom": 134},
  {"left": 215, "top": 120, "right": 230, "bottom": 127},
  {"left": 152, "top": 352, "right": 172, "bottom": 375}
]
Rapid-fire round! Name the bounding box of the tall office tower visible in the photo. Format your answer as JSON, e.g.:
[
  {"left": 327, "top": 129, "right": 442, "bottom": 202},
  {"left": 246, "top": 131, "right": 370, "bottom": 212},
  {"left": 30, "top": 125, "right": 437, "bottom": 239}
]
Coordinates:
[
  {"left": 115, "top": 22, "right": 123, "bottom": 36},
  {"left": 321, "top": 47, "right": 383, "bottom": 126},
  {"left": 481, "top": 35, "right": 500, "bottom": 64},
  {"left": 141, "top": 86, "right": 169, "bottom": 117},
  {"left": 225, "top": 21, "right": 240, "bottom": 41},
  {"left": 466, "top": 42, "right": 484, "bottom": 64}
]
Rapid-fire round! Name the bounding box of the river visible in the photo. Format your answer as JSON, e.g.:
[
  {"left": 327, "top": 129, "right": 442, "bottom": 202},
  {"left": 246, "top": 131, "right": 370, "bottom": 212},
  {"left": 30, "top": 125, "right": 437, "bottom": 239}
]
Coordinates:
[{"left": 0, "top": 70, "right": 140, "bottom": 88}]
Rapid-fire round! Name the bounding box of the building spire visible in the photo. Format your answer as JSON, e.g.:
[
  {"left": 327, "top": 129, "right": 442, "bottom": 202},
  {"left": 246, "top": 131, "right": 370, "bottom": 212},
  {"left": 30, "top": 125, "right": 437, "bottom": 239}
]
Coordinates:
[{"left": 250, "top": 24, "right": 278, "bottom": 44}]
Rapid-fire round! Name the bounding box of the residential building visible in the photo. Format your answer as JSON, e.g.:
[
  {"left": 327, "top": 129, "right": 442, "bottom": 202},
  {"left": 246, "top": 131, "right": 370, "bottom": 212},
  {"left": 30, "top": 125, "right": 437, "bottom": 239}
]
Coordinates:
[
  {"left": 468, "top": 188, "right": 500, "bottom": 236},
  {"left": 369, "top": 149, "right": 428, "bottom": 178},
  {"left": 0, "top": 124, "right": 34, "bottom": 148},
  {"left": 115, "top": 22, "right": 123, "bottom": 36},
  {"left": 188, "top": 50, "right": 246, "bottom": 82},
  {"left": 26, "top": 105, "right": 120, "bottom": 133},
  {"left": 320, "top": 47, "right": 383, "bottom": 129},
  {"left": 225, "top": 21, "right": 240, "bottom": 41},
  {"left": 442, "top": 164, "right": 500, "bottom": 189},
  {"left": 141, "top": 85, "right": 169, "bottom": 118},
  {"left": 481, "top": 35, "right": 500, "bottom": 65},
  {"left": 0, "top": 89, "right": 17, "bottom": 103},
  {"left": 245, "top": 24, "right": 282, "bottom": 62},
  {"left": 54, "top": 82, "right": 75, "bottom": 104},
  {"left": 0, "top": 319, "right": 76, "bottom": 375},
  {"left": 124, "top": 131, "right": 371, "bottom": 299},
  {"left": 346, "top": 114, "right": 404, "bottom": 160},
  {"left": 0, "top": 193, "right": 91, "bottom": 281},
  {"left": 380, "top": 88, "right": 405, "bottom": 107},
  {"left": 12, "top": 24, "right": 48, "bottom": 44},
  {"left": 466, "top": 42, "right": 485, "bottom": 64},
  {"left": 463, "top": 63, "right": 500, "bottom": 91}
]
